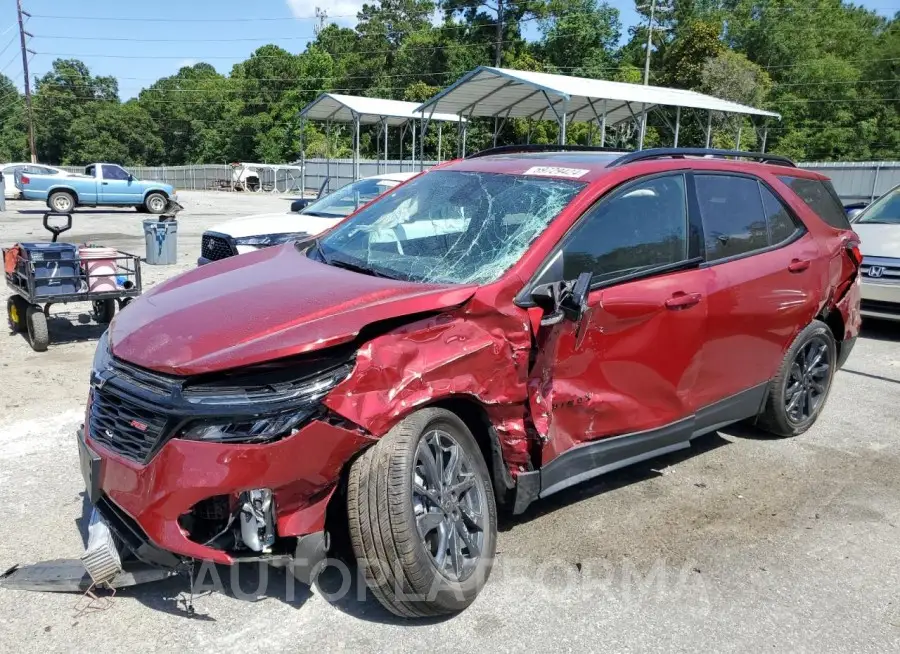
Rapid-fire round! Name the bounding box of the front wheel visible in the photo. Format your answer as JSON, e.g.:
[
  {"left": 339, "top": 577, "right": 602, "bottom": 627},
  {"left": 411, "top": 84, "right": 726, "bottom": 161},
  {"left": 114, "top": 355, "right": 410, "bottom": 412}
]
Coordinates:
[
  {"left": 347, "top": 408, "right": 497, "bottom": 618},
  {"left": 144, "top": 192, "right": 167, "bottom": 214},
  {"left": 757, "top": 320, "right": 836, "bottom": 437},
  {"left": 92, "top": 299, "right": 116, "bottom": 324}
]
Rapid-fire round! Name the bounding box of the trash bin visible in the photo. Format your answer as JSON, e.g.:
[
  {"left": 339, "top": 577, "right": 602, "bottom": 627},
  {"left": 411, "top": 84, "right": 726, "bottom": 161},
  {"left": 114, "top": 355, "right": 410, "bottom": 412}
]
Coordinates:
[{"left": 143, "top": 218, "right": 178, "bottom": 265}]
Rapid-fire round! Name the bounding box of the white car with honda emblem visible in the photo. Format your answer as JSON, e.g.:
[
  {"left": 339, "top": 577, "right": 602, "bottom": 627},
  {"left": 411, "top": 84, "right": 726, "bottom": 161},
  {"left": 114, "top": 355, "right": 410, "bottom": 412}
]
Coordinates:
[
  {"left": 199, "top": 172, "right": 417, "bottom": 265},
  {"left": 851, "top": 183, "right": 900, "bottom": 322}
]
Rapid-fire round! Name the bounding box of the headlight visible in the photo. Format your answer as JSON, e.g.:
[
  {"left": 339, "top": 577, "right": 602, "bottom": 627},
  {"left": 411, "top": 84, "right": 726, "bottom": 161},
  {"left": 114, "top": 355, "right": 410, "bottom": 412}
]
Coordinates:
[
  {"left": 233, "top": 232, "right": 309, "bottom": 248},
  {"left": 181, "top": 409, "right": 316, "bottom": 444},
  {"left": 91, "top": 330, "right": 111, "bottom": 378},
  {"left": 177, "top": 362, "right": 353, "bottom": 444}
]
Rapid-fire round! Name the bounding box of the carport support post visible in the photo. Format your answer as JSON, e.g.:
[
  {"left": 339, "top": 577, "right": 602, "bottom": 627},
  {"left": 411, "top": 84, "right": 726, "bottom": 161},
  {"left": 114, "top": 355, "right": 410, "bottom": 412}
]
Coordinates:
[
  {"left": 352, "top": 113, "right": 360, "bottom": 181},
  {"left": 437, "top": 123, "right": 442, "bottom": 161},
  {"left": 638, "top": 103, "right": 647, "bottom": 150},
  {"left": 411, "top": 124, "right": 416, "bottom": 170},
  {"left": 559, "top": 99, "right": 568, "bottom": 145},
  {"left": 325, "top": 121, "right": 331, "bottom": 186},
  {"left": 760, "top": 126, "right": 768, "bottom": 153},
  {"left": 383, "top": 120, "right": 389, "bottom": 174},
  {"left": 735, "top": 121, "right": 742, "bottom": 149},
  {"left": 299, "top": 115, "right": 306, "bottom": 197},
  {"left": 600, "top": 99, "right": 607, "bottom": 147},
  {"left": 705, "top": 110, "right": 713, "bottom": 148},
  {"left": 674, "top": 106, "right": 681, "bottom": 147}
]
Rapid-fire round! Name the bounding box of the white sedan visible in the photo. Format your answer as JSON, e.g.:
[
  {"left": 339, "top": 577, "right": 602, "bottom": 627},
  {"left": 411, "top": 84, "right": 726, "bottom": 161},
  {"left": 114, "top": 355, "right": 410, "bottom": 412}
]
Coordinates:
[
  {"left": 198, "top": 171, "right": 418, "bottom": 265},
  {"left": 852, "top": 183, "right": 900, "bottom": 322},
  {"left": 2, "top": 162, "right": 69, "bottom": 199}
]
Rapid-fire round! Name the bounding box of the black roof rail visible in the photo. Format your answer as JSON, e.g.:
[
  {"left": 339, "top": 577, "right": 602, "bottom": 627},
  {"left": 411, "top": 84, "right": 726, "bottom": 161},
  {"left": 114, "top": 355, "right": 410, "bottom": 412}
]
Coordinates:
[
  {"left": 607, "top": 148, "right": 796, "bottom": 168},
  {"left": 466, "top": 144, "right": 627, "bottom": 159}
]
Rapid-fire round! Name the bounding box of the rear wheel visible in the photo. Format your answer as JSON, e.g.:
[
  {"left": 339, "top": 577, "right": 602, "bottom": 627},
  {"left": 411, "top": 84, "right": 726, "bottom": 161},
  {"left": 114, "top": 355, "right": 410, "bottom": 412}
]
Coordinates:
[
  {"left": 347, "top": 408, "right": 497, "bottom": 618},
  {"left": 757, "top": 320, "right": 836, "bottom": 437},
  {"left": 25, "top": 305, "right": 49, "bottom": 352},
  {"left": 6, "top": 295, "right": 27, "bottom": 333},
  {"left": 48, "top": 191, "right": 75, "bottom": 213},
  {"left": 144, "top": 192, "right": 167, "bottom": 214}
]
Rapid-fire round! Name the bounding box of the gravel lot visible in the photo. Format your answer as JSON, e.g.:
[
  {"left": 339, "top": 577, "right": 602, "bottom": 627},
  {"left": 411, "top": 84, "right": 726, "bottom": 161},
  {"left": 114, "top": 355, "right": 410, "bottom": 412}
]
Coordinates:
[{"left": 1, "top": 191, "right": 899, "bottom": 653}]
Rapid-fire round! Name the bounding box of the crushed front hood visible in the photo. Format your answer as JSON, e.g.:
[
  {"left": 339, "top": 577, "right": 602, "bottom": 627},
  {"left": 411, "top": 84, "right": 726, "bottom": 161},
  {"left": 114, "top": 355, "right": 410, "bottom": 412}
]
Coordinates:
[{"left": 111, "top": 244, "right": 476, "bottom": 375}]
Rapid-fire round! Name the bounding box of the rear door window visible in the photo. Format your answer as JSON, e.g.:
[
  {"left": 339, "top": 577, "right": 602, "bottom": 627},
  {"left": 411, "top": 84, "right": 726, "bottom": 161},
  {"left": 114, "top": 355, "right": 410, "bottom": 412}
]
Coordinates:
[
  {"left": 777, "top": 176, "right": 850, "bottom": 229},
  {"left": 559, "top": 174, "right": 689, "bottom": 283},
  {"left": 760, "top": 185, "right": 801, "bottom": 245},
  {"left": 695, "top": 175, "right": 770, "bottom": 261}
]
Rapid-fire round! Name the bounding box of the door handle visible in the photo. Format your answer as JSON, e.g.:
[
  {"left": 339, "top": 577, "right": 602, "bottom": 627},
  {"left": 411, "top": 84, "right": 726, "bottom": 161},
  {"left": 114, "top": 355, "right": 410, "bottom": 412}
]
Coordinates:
[
  {"left": 665, "top": 291, "right": 702, "bottom": 310},
  {"left": 101, "top": 182, "right": 109, "bottom": 185},
  {"left": 788, "top": 259, "right": 810, "bottom": 273}
]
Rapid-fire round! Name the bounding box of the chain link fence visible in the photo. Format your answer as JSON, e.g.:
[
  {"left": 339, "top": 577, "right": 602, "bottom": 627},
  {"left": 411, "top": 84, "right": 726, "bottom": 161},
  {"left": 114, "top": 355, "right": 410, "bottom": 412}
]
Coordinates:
[
  {"left": 55, "top": 159, "right": 900, "bottom": 202},
  {"left": 58, "top": 159, "right": 436, "bottom": 196}
]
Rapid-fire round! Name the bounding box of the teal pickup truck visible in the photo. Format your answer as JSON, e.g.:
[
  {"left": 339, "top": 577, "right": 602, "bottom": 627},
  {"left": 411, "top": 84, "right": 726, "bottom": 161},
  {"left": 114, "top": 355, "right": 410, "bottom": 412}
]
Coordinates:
[{"left": 18, "top": 163, "right": 176, "bottom": 214}]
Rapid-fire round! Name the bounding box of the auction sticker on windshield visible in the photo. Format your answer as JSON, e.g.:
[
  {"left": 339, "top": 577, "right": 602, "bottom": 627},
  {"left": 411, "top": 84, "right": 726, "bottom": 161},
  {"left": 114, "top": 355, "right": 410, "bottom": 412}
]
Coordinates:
[{"left": 523, "top": 166, "right": 589, "bottom": 179}]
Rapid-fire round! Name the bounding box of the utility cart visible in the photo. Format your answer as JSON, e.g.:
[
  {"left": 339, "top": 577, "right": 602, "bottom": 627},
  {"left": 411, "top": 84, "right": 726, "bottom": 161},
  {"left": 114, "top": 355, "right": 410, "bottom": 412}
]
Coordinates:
[{"left": 4, "top": 213, "right": 143, "bottom": 351}]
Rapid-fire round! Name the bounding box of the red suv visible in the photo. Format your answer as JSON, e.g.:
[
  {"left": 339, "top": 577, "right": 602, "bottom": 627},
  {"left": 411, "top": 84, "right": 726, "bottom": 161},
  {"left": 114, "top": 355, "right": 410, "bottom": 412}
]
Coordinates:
[{"left": 78, "top": 147, "right": 862, "bottom": 617}]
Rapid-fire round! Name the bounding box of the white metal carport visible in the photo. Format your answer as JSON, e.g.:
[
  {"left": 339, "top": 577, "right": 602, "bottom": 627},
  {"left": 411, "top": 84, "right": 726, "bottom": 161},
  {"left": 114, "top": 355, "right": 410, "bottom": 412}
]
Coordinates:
[
  {"left": 415, "top": 66, "right": 781, "bottom": 161},
  {"left": 298, "top": 93, "right": 464, "bottom": 189}
]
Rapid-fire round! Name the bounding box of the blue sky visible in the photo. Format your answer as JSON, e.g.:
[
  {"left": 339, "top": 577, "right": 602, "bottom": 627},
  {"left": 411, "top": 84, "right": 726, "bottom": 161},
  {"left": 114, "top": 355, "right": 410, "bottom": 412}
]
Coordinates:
[{"left": 0, "top": 0, "right": 896, "bottom": 99}]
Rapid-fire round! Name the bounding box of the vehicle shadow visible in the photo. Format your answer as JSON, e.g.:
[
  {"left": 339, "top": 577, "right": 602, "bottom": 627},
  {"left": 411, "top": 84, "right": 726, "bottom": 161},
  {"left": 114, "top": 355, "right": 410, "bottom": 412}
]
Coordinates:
[
  {"left": 44, "top": 313, "right": 107, "bottom": 345},
  {"left": 502, "top": 430, "right": 733, "bottom": 527},
  {"left": 859, "top": 318, "right": 900, "bottom": 343},
  {"left": 115, "top": 561, "right": 316, "bottom": 621}
]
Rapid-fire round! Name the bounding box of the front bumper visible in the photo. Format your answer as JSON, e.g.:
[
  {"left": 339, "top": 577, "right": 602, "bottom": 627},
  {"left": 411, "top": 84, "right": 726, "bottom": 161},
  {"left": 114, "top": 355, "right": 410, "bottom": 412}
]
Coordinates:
[
  {"left": 80, "top": 418, "right": 371, "bottom": 566},
  {"left": 859, "top": 279, "right": 900, "bottom": 321}
]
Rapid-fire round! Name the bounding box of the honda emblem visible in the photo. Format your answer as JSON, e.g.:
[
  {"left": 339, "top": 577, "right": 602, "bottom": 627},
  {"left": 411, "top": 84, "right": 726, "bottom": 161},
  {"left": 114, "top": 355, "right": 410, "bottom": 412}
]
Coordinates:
[{"left": 868, "top": 266, "right": 885, "bottom": 279}]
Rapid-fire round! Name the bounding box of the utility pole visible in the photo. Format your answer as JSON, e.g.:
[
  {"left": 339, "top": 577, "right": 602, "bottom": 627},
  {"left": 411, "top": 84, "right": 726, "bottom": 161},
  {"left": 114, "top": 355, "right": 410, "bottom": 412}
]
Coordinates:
[
  {"left": 494, "top": 0, "right": 503, "bottom": 67},
  {"left": 16, "top": 0, "right": 36, "bottom": 163},
  {"left": 642, "top": 0, "right": 656, "bottom": 86}
]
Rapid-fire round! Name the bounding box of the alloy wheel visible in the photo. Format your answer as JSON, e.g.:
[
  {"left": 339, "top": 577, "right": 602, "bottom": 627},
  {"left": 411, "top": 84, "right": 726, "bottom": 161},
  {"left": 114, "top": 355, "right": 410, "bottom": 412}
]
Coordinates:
[
  {"left": 784, "top": 336, "right": 831, "bottom": 424},
  {"left": 148, "top": 195, "right": 166, "bottom": 212},
  {"left": 413, "top": 429, "right": 487, "bottom": 582}
]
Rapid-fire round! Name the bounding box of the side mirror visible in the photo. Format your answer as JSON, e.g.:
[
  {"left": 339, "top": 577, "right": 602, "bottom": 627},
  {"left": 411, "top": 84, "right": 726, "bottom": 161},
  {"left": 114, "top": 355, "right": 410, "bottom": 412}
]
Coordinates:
[
  {"left": 127, "top": 174, "right": 134, "bottom": 182},
  {"left": 531, "top": 271, "right": 593, "bottom": 327},
  {"left": 290, "top": 198, "right": 312, "bottom": 213}
]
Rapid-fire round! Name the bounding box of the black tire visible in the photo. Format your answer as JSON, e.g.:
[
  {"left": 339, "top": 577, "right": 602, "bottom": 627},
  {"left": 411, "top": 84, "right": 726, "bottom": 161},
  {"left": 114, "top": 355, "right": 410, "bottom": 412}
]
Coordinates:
[
  {"left": 25, "top": 305, "right": 49, "bottom": 352},
  {"left": 347, "top": 408, "right": 497, "bottom": 618},
  {"left": 7, "top": 295, "right": 27, "bottom": 333},
  {"left": 93, "top": 299, "right": 116, "bottom": 324},
  {"left": 757, "top": 320, "right": 837, "bottom": 437},
  {"left": 144, "top": 192, "right": 168, "bottom": 214},
  {"left": 47, "top": 190, "right": 75, "bottom": 213}
]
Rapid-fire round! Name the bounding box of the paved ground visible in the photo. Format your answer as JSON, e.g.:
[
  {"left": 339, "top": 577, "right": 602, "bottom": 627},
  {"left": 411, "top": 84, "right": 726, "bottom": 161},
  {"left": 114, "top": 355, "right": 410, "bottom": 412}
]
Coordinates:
[{"left": 0, "top": 192, "right": 898, "bottom": 653}]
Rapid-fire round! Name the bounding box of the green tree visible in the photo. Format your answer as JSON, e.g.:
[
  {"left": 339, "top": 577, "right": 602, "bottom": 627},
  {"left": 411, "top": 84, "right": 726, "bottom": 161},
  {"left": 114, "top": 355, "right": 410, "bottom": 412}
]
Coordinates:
[{"left": 539, "top": 0, "right": 621, "bottom": 78}]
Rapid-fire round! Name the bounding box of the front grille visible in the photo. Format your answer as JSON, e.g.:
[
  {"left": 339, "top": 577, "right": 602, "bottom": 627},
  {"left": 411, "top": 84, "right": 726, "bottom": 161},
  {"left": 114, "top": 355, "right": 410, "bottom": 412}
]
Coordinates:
[
  {"left": 861, "top": 299, "right": 900, "bottom": 316},
  {"left": 861, "top": 257, "right": 900, "bottom": 283},
  {"left": 202, "top": 234, "right": 236, "bottom": 262},
  {"left": 90, "top": 389, "right": 169, "bottom": 462}
]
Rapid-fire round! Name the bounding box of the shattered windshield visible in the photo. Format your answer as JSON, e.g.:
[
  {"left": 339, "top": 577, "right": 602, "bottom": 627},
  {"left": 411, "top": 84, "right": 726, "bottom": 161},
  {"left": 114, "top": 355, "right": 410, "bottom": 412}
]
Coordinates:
[
  {"left": 302, "top": 177, "right": 399, "bottom": 218},
  {"left": 316, "top": 170, "right": 584, "bottom": 284}
]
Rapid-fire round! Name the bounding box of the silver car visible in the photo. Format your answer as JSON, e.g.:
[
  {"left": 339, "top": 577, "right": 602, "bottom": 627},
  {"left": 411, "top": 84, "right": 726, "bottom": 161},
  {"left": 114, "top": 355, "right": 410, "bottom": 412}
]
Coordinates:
[{"left": 852, "top": 184, "right": 900, "bottom": 322}]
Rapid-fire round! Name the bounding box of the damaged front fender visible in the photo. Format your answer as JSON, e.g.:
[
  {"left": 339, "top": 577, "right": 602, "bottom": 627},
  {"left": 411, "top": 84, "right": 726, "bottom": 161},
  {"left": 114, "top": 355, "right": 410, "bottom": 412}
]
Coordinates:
[{"left": 324, "top": 284, "right": 537, "bottom": 474}]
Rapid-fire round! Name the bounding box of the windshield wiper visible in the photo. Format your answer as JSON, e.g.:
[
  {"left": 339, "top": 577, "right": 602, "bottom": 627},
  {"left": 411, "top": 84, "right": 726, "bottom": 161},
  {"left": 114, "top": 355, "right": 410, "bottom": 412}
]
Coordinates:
[
  {"left": 327, "top": 257, "right": 397, "bottom": 279},
  {"left": 301, "top": 211, "right": 343, "bottom": 218}
]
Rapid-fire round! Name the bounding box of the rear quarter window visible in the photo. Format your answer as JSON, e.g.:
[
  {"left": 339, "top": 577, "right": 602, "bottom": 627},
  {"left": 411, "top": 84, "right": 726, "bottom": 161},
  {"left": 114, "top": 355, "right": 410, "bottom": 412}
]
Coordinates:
[{"left": 778, "top": 176, "right": 850, "bottom": 230}]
